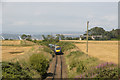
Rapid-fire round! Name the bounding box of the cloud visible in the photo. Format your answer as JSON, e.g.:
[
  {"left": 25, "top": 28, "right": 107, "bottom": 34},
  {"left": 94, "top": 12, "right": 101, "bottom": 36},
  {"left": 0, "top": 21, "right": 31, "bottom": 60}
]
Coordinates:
[
  {"left": 2, "top": 2, "right": 118, "bottom": 33},
  {"left": 102, "top": 15, "right": 117, "bottom": 22},
  {"left": 11, "top": 21, "right": 29, "bottom": 26}
]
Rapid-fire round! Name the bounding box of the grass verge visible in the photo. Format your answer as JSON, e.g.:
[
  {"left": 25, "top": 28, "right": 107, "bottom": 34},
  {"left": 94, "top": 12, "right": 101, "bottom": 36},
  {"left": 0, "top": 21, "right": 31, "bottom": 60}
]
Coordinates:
[{"left": 59, "top": 41, "right": 118, "bottom": 78}]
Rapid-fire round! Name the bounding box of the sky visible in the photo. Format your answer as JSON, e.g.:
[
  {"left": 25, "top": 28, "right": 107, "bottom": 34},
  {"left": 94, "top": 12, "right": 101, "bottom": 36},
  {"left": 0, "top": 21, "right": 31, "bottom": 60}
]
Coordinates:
[
  {"left": 1, "top": 2, "right": 118, "bottom": 34},
  {"left": 1, "top": 0, "right": 119, "bottom": 2}
]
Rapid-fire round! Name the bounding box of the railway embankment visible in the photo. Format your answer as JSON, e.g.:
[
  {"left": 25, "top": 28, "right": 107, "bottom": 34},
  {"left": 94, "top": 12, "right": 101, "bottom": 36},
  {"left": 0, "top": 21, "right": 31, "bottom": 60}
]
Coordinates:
[
  {"left": 58, "top": 41, "right": 118, "bottom": 78},
  {"left": 2, "top": 40, "right": 54, "bottom": 79}
]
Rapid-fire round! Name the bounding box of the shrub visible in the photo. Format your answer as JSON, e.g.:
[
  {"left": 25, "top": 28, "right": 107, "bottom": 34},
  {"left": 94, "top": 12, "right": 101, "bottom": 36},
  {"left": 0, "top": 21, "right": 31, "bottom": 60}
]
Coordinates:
[
  {"left": 95, "top": 68, "right": 118, "bottom": 78},
  {"left": 69, "top": 60, "right": 78, "bottom": 70},
  {"left": 29, "top": 54, "right": 49, "bottom": 77},
  {"left": 76, "top": 62, "right": 118, "bottom": 78},
  {"left": 2, "top": 62, "right": 31, "bottom": 79},
  {"left": 76, "top": 62, "right": 87, "bottom": 73},
  {"left": 69, "top": 60, "right": 87, "bottom": 73},
  {"left": 33, "top": 39, "right": 37, "bottom": 43}
]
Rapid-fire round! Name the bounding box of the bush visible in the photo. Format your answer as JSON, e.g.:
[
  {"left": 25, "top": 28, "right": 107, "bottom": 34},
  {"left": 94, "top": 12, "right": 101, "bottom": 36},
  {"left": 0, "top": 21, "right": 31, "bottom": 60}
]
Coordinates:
[
  {"left": 26, "top": 38, "right": 32, "bottom": 41},
  {"left": 69, "top": 60, "right": 87, "bottom": 73},
  {"left": 95, "top": 68, "right": 118, "bottom": 78},
  {"left": 69, "top": 60, "right": 78, "bottom": 70},
  {"left": 29, "top": 54, "right": 49, "bottom": 77},
  {"left": 76, "top": 62, "right": 87, "bottom": 73},
  {"left": 33, "top": 39, "right": 37, "bottom": 43},
  {"left": 76, "top": 62, "right": 118, "bottom": 78},
  {"left": 2, "top": 62, "right": 31, "bottom": 79}
]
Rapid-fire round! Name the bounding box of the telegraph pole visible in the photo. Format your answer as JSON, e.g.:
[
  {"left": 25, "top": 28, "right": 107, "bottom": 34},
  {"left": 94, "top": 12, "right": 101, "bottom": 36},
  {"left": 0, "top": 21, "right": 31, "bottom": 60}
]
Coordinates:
[{"left": 86, "top": 21, "right": 89, "bottom": 52}]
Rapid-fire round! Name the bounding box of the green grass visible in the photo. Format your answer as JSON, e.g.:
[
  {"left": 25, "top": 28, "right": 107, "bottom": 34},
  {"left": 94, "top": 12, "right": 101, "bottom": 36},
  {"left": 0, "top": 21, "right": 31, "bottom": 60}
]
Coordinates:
[
  {"left": 67, "top": 51, "right": 84, "bottom": 57},
  {"left": 43, "top": 47, "right": 55, "bottom": 58}
]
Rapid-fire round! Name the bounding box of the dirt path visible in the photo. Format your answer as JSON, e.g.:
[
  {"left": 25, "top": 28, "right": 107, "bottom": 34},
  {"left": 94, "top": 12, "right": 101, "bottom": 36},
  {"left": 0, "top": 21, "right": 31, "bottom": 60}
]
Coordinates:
[{"left": 45, "top": 54, "right": 68, "bottom": 80}]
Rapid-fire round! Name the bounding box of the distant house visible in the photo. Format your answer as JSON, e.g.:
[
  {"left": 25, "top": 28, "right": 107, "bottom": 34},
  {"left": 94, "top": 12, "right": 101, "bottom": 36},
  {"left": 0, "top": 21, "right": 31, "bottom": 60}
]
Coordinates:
[
  {"left": 31, "top": 35, "right": 44, "bottom": 40},
  {"left": 91, "top": 35, "right": 102, "bottom": 40},
  {"left": 79, "top": 37, "right": 82, "bottom": 40},
  {"left": 80, "top": 35, "right": 103, "bottom": 40},
  {"left": 18, "top": 36, "right": 22, "bottom": 40},
  {"left": 1, "top": 36, "right": 5, "bottom": 40}
]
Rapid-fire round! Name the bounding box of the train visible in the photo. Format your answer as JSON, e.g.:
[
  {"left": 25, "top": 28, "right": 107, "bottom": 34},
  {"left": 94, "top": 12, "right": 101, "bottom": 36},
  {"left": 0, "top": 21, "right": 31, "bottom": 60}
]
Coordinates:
[
  {"left": 54, "top": 45, "right": 62, "bottom": 54},
  {"left": 49, "top": 44, "right": 62, "bottom": 55}
]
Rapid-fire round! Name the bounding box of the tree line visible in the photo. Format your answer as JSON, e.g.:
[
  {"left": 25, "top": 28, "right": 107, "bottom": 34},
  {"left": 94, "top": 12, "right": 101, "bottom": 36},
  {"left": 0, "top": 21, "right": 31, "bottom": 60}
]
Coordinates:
[
  {"left": 21, "top": 27, "right": 120, "bottom": 41},
  {"left": 82, "top": 27, "right": 120, "bottom": 40}
]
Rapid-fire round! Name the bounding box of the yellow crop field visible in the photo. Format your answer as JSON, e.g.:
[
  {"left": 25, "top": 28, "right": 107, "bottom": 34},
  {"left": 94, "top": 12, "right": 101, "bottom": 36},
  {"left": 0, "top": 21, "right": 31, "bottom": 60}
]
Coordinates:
[
  {"left": 74, "top": 40, "right": 118, "bottom": 64},
  {"left": 2, "top": 40, "right": 21, "bottom": 45},
  {"left": 1, "top": 40, "right": 34, "bottom": 62},
  {"left": 2, "top": 46, "right": 32, "bottom": 61}
]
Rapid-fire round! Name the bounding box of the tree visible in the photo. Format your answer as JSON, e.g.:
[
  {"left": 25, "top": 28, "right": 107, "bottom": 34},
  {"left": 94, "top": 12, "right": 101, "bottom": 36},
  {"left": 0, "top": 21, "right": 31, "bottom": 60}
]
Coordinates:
[
  {"left": 42, "top": 35, "right": 46, "bottom": 40},
  {"left": 56, "top": 34, "right": 65, "bottom": 40},
  {"left": 27, "top": 35, "right": 32, "bottom": 40},
  {"left": 21, "top": 34, "right": 31, "bottom": 40},
  {"left": 88, "top": 27, "right": 105, "bottom": 35},
  {"left": 56, "top": 34, "right": 60, "bottom": 37},
  {"left": 83, "top": 27, "right": 120, "bottom": 40},
  {"left": 60, "top": 34, "right": 65, "bottom": 40},
  {"left": 65, "top": 37, "right": 73, "bottom": 40},
  {"left": 55, "top": 36, "right": 59, "bottom": 42},
  {"left": 21, "top": 34, "right": 27, "bottom": 40}
]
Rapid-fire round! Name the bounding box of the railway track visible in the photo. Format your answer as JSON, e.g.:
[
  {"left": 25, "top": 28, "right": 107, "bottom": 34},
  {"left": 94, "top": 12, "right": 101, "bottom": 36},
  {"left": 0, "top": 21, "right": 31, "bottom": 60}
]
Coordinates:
[
  {"left": 52, "top": 55, "right": 63, "bottom": 80},
  {"left": 46, "top": 53, "right": 68, "bottom": 80}
]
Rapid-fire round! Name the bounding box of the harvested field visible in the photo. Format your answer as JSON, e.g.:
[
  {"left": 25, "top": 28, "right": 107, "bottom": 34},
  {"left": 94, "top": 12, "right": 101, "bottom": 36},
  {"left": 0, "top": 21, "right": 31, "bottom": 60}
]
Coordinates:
[
  {"left": 2, "top": 46, "right": 32, "bottom": 61},
  {"left": 2, "top": 40, "right": 34, "bottom": 62},
  {"left": 73, "top": 40, "right": 118, "bottom": 64},
  {"left": 2, "top": 40, "right": 35, "bottom": 46},
  {"left": 2, "top": 40, "right": 53, "bottom": 63},
  {"left": 2, "top": 40, "right": 21, "bottom": 45}
]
